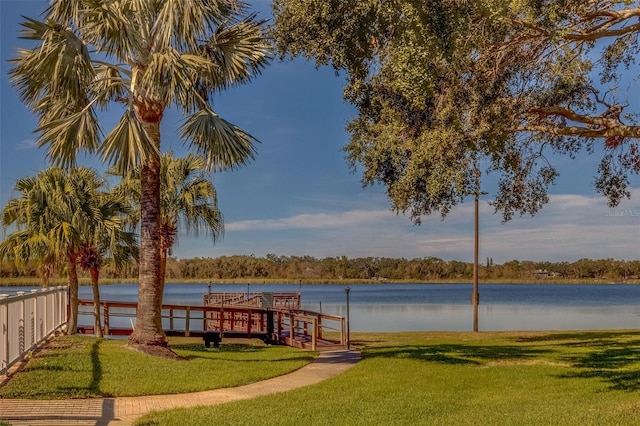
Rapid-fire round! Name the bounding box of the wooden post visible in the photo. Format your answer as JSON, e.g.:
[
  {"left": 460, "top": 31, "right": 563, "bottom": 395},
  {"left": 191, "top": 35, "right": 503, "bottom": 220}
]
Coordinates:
[
  {"left": 185, "top": 306, "right": 190, "bottom": 337},
  {"left": 311, "top": 317, "right": 317, "bottom": 351},
  {"left": 103, "top": 305, "right": 110, "bottom": 335},
  {"left": 203, "top": 308, "right": 207, "bottom": 331},
  {"left": 289, "top": 312, "right": 294, "bottom": 346},
  {"left": 276, "top": 311, "right": 282, "bottom": 343},
  {"left": 169, "top": 308, "right": 174, "bottom": 331},
  {"left": 220, "top": 302, "right": 224, "bottom": 340}
]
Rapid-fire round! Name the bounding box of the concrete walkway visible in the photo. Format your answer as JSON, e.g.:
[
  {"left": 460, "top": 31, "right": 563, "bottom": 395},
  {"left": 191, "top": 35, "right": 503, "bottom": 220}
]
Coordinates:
[{"left": 0, "top": 350, "right": 360, "bottom": 426}]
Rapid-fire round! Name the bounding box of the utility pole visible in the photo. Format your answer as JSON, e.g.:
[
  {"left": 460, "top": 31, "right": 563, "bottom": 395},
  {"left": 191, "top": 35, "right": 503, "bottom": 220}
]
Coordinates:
[
  {"left": 472, "top": 165, "right": 486, "bottom": 332},
  {"left": 473, "top": 190, "right": 480, "bottom": 332}
]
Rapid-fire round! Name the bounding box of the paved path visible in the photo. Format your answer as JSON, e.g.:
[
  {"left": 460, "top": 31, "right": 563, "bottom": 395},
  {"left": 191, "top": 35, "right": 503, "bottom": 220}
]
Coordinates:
[{"left": 0, "top": 350, "right": 361, "bottom": 426}]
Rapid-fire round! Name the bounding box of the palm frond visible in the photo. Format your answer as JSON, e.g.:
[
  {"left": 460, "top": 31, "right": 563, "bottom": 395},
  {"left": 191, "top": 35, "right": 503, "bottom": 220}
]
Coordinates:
[
  {"left": 100, "top": 110, "right": 159, "bottom": 172},
  {"left": 10, "top": 17, "right": 95, "bottom": 108},
  {"left": 64, "top": 0, "right": 149, "bottom": 61},
  {"left": 180, "top": 108, "right": 257, "bottom": 171},
  {"left": 142, "top": 47, "right": 191, "bottom": 107},
  {"left": 36, "top": 105, "right": 102, "bottom": 169},
  {"left": 151, "top": 0, "right": 241, "bottom": 52},
  {"left": 200, "top": 14, "right": 271, "bottom": 89},
  {"left": 92, "top": 62, "right": 129, "bottom": 107}
]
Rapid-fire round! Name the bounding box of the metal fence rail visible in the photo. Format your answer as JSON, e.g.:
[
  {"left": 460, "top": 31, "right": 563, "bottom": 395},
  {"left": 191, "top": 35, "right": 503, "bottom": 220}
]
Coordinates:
[{"left": 0, "top": 286, "right": 68, "bottom": 376}]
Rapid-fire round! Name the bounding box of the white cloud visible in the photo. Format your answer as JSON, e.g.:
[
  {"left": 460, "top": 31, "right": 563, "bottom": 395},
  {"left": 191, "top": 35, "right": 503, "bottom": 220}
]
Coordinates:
[
  {"left": 225, "top": 209, "right": 396, "bottom": 231},
  {"left": 15, "top": 139, "right": 37, "bottom": 151},
  {"left": 177, "top": 190, "right": 640, "bottom": 262}
]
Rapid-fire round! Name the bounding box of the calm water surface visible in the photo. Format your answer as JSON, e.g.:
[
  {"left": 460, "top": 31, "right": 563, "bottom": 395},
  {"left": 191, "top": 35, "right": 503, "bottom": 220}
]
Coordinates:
[{"left": 3, "top": 282, "right": 640, "bottom": 332}]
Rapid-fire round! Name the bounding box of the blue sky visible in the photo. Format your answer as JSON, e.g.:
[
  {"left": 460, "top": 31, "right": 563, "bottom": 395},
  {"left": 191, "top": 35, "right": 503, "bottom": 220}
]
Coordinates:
[{"left": 1, "top": 0, "right": 639, "bottom": 264}]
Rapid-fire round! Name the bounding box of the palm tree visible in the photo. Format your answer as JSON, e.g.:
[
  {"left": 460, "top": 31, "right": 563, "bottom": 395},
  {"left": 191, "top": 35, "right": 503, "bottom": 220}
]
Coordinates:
[
  {"left": 1, "top": 167, "right": 132, "bottom": 335},
  {"left": 113, "top": 152, "right": 223, "bottom": 295},
  {"left": 1, "top": 169, "right": 81, "bottom": 332},
  {"left": 9, "top": 1, "right": 269, "bottom": 353},
  {"left": 0, "top": 230, "right": 60, "bottom": 288},
  {"left": 76, "top": 193, "right": 137, "bottom": 338}
]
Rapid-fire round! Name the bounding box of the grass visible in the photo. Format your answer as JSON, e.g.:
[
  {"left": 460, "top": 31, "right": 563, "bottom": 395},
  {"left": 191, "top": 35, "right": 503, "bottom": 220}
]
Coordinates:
[
  {"left": 136, "top": 330, "right": 640, "bottom": 426},
  {"left": 0, "top": 335, "right": 315, "bottom": 399},
  {"left": 5, "top": 330, "right": 640, "bottom": 425}
]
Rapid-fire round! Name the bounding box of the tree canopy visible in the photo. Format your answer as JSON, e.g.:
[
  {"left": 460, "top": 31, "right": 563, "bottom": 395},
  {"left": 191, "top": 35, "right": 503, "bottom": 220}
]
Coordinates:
[{"left": 271, "top": 0, "right": 640, "bottom": 222}]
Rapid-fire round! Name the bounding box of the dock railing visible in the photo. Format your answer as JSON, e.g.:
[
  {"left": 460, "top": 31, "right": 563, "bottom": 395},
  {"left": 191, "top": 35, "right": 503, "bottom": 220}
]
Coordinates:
[
  {"left": 0, "top": 286, "right": 68, "bottom": 376},
  {"left": 77, "top": 298, "right": 346, "bottom": 350},
  {"left": 203, "top": 292, "right": 301, "bottom": 309},
  {"left": 275, "top": 309, "right": 346, "bottom": 351}
]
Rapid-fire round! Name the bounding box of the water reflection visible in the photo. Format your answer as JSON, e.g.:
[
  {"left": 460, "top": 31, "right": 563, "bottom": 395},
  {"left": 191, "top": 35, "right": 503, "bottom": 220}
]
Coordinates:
[{"left": 315, "top": 303, "right": 640, "bottom": 332}]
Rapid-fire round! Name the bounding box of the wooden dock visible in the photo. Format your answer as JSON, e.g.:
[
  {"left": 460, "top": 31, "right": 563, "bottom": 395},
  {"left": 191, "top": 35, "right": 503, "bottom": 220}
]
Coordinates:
[{"left": 77, "top": 293, "right": 347, "bottom": 351}]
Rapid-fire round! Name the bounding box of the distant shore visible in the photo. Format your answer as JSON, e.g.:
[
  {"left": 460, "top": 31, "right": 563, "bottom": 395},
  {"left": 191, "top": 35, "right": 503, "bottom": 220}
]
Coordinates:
[{"left": 1, "top": 277, "right": 638, "bottom": 287}]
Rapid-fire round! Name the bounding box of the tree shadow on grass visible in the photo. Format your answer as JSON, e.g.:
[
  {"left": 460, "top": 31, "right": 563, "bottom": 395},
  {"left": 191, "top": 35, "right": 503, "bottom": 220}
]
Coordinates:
[
  {"left": 170, "top": 343, "right": 269, "bottom": 360},
  {"left": 517, "top": 330, "right": 640, "bottom": 346},
  {"left": 557, "top": 340, "right": 640, "bottom": 391},
  {"left": 89, "top": 340, "right": 102, "bottom": 393},
  {"left": 363, "top": 343, "right": 551, "bottom": 366},
  {"left": 58, "top": 339, "right": 104, "bottom": 397},
  {"left": 518, "top": 331, "right": 640, "bottom": 392},
  {"left": 170, "top": 343, "right": 269, "bottom": 353},
  {"left": 170, "top": 343, "right": 315, "bottom": 364}
]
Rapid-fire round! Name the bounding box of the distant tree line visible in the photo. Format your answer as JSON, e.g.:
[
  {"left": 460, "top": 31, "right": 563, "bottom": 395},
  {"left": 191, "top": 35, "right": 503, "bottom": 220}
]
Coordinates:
[{"left": 4, "top": 255, "right": 639, "bottom": 283}]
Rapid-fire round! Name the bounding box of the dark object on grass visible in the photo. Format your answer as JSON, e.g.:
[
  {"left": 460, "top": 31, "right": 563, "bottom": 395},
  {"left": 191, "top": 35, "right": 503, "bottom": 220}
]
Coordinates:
[{"left": 203, "top": 331, "right": 221, "bottom": 348}]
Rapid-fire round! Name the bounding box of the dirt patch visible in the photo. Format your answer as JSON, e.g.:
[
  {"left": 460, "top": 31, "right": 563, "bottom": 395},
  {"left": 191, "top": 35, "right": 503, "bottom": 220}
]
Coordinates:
[{"left": 126, "top": 343, "right": 184, "bottom": 360}]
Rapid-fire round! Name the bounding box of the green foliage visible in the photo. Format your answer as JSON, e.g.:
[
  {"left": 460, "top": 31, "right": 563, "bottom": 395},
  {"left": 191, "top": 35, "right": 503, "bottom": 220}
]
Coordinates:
[
  {"left": 3, "top": 254, "right": 638, "bottom": 283},
  {"left": 272, "top": 0, "right": 640, "bottom": 223},
  {"left": 0, "top": 336, "right": 314, "bottom": 399},
  {"left": 10, "top": 1, "right": 269, "bottom": 172},
  {"left": 170, "top": 255, "right": 640, "bottom": 282},
  {"left": 111, "top": 152, "right": 223, "bottom": 254},
  {"left": 0, "top": 167, "right": 136, "bottom": 286}
]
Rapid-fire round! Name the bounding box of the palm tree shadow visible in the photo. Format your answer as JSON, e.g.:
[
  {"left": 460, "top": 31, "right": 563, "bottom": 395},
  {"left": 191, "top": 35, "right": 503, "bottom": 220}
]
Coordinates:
[
  {"left": 59, "top": 339, "right": 104, "bottom": 396},
  {"left": 89, "top": 340, "right": 102, "bottom": 393}
]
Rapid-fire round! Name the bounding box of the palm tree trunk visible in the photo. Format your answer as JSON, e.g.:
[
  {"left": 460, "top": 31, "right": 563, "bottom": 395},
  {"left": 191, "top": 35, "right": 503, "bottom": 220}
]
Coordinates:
[
  {"left": 159, "top": 240, "right": 168, "bottom": 297},
  {"left": 66, "top": 251, "right": 79, "bottom": 335},
  {"left": 41, "top": 263, "right": 51, "bottom": 288},
  {"left": 90, "top": 267, "right": 103, "bottom": 338},
  {"left": 129, "top": 120, "right": 167, "bottom": 348}
]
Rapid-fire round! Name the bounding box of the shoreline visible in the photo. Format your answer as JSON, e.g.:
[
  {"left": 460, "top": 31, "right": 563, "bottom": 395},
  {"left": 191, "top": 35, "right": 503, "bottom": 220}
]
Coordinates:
[{"left": 1, "top": 277, "right": 639, "bottom": 287}]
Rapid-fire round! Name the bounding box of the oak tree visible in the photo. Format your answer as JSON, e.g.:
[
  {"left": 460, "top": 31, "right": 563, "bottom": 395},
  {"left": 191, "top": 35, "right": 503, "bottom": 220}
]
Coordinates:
[{"left": 272, "top": 0, "right": 640, "bottom": 222}]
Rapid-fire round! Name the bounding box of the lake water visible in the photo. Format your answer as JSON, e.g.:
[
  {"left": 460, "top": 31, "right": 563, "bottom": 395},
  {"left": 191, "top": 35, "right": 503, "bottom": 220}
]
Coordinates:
[{"left": 3, "top": 282, "right": 640, "bottom": 332}]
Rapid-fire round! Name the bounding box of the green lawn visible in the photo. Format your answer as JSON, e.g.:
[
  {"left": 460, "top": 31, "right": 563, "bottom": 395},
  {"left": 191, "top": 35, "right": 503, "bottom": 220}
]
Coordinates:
[
  {"left": 136, "top": 330, "right": 640, "bottom": 426},
  {"left": 5, "top": 331, "right": 640, "bottom": 425},
  {"left": 0, "top": 335, "right": 315, "bottom": 399}
]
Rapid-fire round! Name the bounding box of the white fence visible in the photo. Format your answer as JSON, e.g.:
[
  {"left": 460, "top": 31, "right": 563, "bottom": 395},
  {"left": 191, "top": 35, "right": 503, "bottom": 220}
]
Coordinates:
[{"left": 0, "top": 286, "right": 68, "bottom": 376}]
